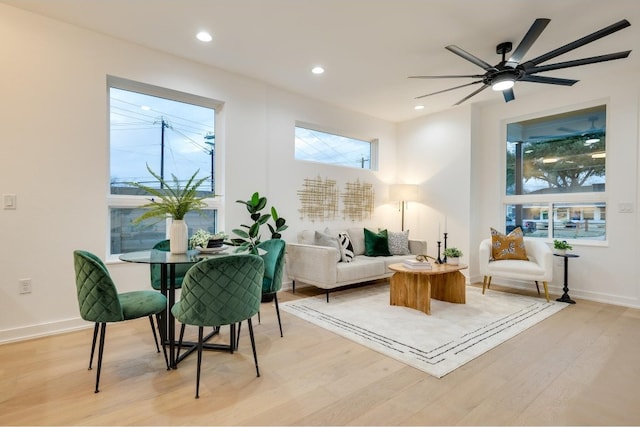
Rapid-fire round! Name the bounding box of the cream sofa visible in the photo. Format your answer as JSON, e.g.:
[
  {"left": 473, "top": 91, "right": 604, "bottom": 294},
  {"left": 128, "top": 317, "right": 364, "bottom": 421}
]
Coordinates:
[{"left": 286, "top": 227, "right": 427, "bottom": 301}]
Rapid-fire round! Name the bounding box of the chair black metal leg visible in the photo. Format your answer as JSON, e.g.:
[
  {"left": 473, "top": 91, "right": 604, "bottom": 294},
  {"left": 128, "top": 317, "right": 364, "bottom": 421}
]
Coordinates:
[
  {"left": 176, "top": 323, "right": 186, "bottom": 361},
  {"left": 235, "top": 322, "right": 242, "bottom": 350},
  {"left": 195, "top": 326, "right": 204, "bottom": 399},
  {"left": 149, "top": 316, "right": 160, "bottom": 353},
  {"left": 257, "top": 310, "right": 261, "bottom": 324},
  {"left": 292, "top": 279, "right": 296, "bottom": 293},
  {"left": 89, "top": 322, "right": 99, "bottom": 370},
  {"left": 535, "top": 281, "right": 541, "bottom": 295},
  {"left": 95, "top": 322, "right": 107, "bottom": 393},
  {"left": 274, "top": 294, "right": 283, "bottom": 337},
  {"left": 247, "top": 318, "right": 260, "bottom": 378},
  {"left": 156, "top": 313, "right": 170, "bottom": 370},
  {"left": 229, "top": 323, "right": 236, "bottom": 354}
]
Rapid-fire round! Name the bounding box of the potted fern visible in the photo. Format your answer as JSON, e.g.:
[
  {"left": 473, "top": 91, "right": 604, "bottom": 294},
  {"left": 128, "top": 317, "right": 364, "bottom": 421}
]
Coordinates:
[{"left": 128, "top": 164, "right": 210, "bottom": 254}]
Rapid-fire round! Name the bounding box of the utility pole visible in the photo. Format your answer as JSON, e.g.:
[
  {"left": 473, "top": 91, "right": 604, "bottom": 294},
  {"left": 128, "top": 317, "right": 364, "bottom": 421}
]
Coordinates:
[
  {"left": 155, "top": 116, "right": 172, "bottom": 188},
  {"left": 204, "top": 132, "right": 215, "bottom": 193}
]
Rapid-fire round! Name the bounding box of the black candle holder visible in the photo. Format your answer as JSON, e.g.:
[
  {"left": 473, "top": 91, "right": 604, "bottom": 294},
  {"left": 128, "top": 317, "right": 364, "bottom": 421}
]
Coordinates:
[
  {"left": 436, "top": 241, "right": 443, "bottom": 264},
  {"left": 443, "top": 232, "right": 448, "bottom": 263}
]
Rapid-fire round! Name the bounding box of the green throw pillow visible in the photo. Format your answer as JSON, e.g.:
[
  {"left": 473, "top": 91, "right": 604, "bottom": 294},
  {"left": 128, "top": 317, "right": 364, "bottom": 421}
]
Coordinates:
[{"left": 364, "top": 228, "right": 391, "bottom": 257}]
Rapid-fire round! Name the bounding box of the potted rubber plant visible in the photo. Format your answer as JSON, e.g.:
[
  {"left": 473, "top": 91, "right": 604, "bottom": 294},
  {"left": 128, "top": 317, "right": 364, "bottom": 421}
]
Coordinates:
[
  {"left": 128, "top": 164, "right": 210, "bottom": 254},
  {"left": 230, "top": 192, "right": 288, "bottom": 254}
]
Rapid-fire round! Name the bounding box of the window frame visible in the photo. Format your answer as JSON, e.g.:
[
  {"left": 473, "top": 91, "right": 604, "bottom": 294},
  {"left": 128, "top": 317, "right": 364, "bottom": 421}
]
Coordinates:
[
  {"left": 501, "top": 101, "right": 609, "bottom": 246},
  {"left": 106, "top": 76, "right": 224, "bottom": 259}
]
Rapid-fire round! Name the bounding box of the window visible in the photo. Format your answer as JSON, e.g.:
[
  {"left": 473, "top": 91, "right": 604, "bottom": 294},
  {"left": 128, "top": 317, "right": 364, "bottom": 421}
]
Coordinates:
[
  {"left": 295, "top": 124, "right": 377, "bottom": 170},
  {"left": 108, "top": 77, "right": 221, "bottom": 255},
  {"left": 504, "top": 105, "right": 606, "bottom": 241}
]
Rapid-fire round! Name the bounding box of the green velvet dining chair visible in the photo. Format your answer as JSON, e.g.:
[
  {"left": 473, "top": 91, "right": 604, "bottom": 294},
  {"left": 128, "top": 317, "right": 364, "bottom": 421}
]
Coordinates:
[
  {"left": 255, "top": 239, "right": 287, "bottom": 337},
  {"left": 149, "top": 239, "right": 192, "bottom": 290},
  {"left": 171, "top": 254, "right": 264, "bottom": 399},
  {"left": 73, "top": 250, "right": 169, "bottom": 393}
]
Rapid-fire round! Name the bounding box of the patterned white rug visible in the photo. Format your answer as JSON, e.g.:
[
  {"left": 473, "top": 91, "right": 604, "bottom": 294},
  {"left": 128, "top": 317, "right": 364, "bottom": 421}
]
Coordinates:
[{"left": 280, "top": 284, "right": 568, "bottom": 378}]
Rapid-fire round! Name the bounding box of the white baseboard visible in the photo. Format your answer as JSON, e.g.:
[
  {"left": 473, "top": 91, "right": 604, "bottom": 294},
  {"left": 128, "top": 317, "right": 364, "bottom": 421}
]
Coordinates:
[{"left": 0, "top": 318, "right": 91, "bottom": 345}]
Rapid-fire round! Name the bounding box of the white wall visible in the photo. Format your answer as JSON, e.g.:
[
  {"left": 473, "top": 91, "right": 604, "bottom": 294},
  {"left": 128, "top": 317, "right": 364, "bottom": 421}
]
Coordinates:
[
  {"left": 0, "top": 5, "right": 399, "bottom": 342},
  {"left": 396, "top": 106, "right": 473, "bottom": 269}
]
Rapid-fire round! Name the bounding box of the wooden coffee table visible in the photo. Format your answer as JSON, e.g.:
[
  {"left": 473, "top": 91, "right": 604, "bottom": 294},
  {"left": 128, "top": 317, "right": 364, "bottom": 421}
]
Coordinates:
[{"left": 388, "top": 263, "right": 468, "bottom": 315}]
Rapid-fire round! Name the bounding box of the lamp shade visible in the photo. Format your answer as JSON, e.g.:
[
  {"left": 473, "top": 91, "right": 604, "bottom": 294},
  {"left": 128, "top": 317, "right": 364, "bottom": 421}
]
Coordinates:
[{"left": 389, "top": 184, "right": 421, "bottom": 202}]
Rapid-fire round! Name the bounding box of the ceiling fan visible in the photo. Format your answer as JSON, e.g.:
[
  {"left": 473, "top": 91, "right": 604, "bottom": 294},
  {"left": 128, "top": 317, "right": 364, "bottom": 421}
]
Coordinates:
[{"left": 410, "top": 18, "right": 631, "bottom": 105}]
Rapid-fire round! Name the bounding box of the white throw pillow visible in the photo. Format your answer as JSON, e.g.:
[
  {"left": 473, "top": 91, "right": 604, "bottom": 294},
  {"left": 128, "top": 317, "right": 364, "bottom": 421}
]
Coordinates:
[{"left": 347, "top": 227, "right": 366, "bottom": 256}]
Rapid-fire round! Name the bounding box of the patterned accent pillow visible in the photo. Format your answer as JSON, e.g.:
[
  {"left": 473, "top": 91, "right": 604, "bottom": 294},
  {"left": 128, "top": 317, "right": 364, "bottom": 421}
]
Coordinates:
[
  {"left": 338, "top": 232, "right": 355, "bottom": 263},
  {"left": 490, "top": 227, "right": 528, "bottom": 260},
  {"left": 386, "top": 229, "right": 410, "bottom": 255}
]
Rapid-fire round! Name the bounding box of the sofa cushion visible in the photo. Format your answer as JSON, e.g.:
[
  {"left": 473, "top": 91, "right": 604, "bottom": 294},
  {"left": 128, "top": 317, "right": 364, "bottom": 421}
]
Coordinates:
[
  {"left": 314, "top": 230, "right": 341, "bottom": 263},
  {"left": 364, "top": 228, "right": 391, "bottom": 257},
  {"left": 338, "top": 232, "right": 355, "bottom": 263},
  {"left": 386, "top": 229, "right": 410, "bottom": 255},
  {"left": 347, "top": 227, "right": 366, "bottom": 256},
  {"left": 490, "top": 227, "right": 528, "bottom": 260},
  {"left": 336, "top": 257, "right": 386, "bottom": 283}
]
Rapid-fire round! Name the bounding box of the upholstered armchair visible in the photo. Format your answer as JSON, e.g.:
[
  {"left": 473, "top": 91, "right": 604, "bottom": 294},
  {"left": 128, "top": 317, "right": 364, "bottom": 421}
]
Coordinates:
[{"left": 479, "top": 237, "right": 553, "bottom": 302}]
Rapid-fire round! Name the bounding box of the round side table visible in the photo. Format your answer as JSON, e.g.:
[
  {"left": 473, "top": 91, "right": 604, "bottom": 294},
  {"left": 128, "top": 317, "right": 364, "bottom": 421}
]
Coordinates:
[{"left": 554, "top": 253, "right": 579, "bottom": 304}]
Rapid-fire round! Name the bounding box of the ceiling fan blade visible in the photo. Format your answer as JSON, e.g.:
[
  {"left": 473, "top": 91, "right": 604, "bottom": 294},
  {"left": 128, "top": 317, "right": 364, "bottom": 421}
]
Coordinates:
[
  {"left": 524, "top": 51, "right": 631, "bottom": 74},
  {"left": 507, "top": 18, "right": 551, "bottom": 66},
  {"left": 503, "top": 88, "right": 515, "bottom": 103},
  {"left": 409, "top": 74, "right": 484, "bottom": 79},
  {"left": 446, "top": 45, "right": 497, "bottom": 71},
  {"left": 523, "top": 19, "right": 630, "bottom": 67},
  {"left": 415, "top": 80, "right": 483, "bottom": 99},
  {"left": 453, "top": 83, "right": 490, "bottom": 105},
  {"left": 519, "top": 75, "right": 579, "bottom": 86}
]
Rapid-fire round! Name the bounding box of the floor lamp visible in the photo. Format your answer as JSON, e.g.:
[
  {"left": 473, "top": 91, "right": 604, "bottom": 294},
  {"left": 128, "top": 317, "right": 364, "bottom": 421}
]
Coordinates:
[{"left": 389, "top": 184, "right": 421, "bottom": 231}]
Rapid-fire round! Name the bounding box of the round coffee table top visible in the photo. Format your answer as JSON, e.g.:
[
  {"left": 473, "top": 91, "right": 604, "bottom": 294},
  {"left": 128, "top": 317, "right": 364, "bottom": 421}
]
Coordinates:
[{"left": 388, "top": 262, "right": 468, "bottom": 275}]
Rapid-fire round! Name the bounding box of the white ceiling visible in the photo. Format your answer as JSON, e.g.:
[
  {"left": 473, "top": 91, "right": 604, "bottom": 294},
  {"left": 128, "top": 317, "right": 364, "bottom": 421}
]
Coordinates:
[{"left": 3, "top": 0, "right": 639, "bottom": 122}]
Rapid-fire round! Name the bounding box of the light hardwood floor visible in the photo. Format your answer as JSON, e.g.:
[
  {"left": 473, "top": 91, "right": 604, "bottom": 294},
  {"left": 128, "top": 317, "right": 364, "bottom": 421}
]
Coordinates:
[{"left": 1, "top": 282, "right": 639, "bottom": 426}]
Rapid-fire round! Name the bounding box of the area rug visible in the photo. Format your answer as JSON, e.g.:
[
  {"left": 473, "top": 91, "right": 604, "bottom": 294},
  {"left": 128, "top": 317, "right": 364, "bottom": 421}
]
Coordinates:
[{"left": 280, "top": 284, "right": 568, "bottom": 378}]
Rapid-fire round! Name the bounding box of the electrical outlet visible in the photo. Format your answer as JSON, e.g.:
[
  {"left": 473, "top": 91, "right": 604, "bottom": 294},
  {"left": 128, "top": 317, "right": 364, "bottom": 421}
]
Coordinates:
[{"left": 19, "top": 278, "right": 32, "bottom": 294}]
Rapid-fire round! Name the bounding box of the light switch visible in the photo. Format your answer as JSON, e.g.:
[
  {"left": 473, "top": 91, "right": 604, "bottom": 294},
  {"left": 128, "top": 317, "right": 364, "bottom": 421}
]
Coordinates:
[
  {"left": 618, "top": 202, "right": 634, "bottom": 213},
  {"left": 3, "top": 194, "right": 16, "bottom": 210}
]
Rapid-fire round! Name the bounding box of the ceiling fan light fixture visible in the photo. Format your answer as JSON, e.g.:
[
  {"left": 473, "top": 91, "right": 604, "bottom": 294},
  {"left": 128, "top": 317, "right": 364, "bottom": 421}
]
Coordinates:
[{"left": 491, "top": 75, "right": 515, "bottom": 91}]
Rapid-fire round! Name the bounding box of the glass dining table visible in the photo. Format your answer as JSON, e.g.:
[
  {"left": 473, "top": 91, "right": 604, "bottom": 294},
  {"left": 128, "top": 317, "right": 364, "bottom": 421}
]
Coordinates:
[{"left": 119, "top": 249, "right": 236, "bottom": 368}]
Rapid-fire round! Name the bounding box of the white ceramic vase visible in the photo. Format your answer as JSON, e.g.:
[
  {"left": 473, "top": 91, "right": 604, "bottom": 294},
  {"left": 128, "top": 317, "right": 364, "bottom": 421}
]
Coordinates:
[
  {"left": 446, "top": 257, "right": 459, "bottom": 265},
  {"left": 170, "top": 220, "right": 188, "bottom": 254}
]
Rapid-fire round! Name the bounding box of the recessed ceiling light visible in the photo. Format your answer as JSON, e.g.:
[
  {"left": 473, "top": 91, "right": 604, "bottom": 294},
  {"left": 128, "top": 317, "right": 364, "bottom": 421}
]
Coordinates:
[
  {"left": 311, "top": 66, "right": 325, "bottom": 75},
  {"left": 414, "top": 105, "right": 425, "bottom": 110},
  {"left": 196, "top": 31, "right": 212, "bottom": 42}
]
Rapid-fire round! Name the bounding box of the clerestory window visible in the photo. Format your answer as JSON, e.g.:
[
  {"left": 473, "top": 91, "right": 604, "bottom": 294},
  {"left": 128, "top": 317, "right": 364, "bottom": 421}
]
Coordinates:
[{"left": 295, "top": 123, "right": 378, "bottom": 170}]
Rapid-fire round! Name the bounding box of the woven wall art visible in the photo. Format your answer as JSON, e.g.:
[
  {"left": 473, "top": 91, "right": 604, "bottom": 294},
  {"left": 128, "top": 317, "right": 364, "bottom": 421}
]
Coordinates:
[
  {"left": 297, "top": 176, "right": 339, "bottom": 221},
  {"left": 341, "top": 179, "right": 375, "bottom": 221}
]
